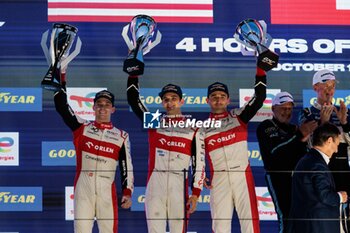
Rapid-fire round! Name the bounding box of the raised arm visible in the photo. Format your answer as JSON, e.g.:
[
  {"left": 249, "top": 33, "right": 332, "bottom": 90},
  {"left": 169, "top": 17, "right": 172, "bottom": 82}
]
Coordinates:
[
  {"left": 53, "top": 73, "right": 82, "bottom": 131},
  {"left": 126, "top": 76, "right": 149, "bottom": 121},
  {"left": 236, "top": 67, "right": 267, "bottom": 124}
]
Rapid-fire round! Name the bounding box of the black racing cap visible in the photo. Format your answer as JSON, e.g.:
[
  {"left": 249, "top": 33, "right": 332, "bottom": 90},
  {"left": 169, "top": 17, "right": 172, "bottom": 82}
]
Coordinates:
[
  {"left": 207, "top": 82, "right": 229, "bottom": 97},
  {"left": 158, "top": 84, "right": 183, "bottom": 99},
  {"left": 94, "top": 90, "right": 115, "bottom": 106}
]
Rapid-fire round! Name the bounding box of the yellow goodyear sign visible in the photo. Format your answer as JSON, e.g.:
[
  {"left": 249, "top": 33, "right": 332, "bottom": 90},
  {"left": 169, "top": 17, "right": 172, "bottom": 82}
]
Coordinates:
[
  {"left": 0, "top": 187, "right": 42, "bottom": 211},
  {"left": 132, "top": 187, "right": 211, "bottom": 211},
  {"left": 42, "top": 141, "right": 76, "bottom": 166},
  {"left": 303, "top": 90, "right": 350, "bottom": 107},
  {"left": 0, "top": 88, "right": 42, "bottom": 111},
  {"left": 139, "top": 88, "right": 210, "bottom": 112},
  {"left": 248, "top": 142, "right": 263, "bottom": 167}
]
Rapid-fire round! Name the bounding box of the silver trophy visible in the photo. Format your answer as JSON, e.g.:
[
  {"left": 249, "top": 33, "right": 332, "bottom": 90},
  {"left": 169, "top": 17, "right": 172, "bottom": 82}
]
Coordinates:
[
  {"left": 41, "top": 23, "right": 82, "bottom": 91},
  {"left": 234, "top": 19, "right": 279, "bottom": 71},
  {"left": 122, "top": 15, "right": 162, "bottom": 75}
]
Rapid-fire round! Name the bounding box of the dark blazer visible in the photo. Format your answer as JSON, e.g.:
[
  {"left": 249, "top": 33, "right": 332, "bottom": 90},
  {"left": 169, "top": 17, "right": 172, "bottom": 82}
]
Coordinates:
[{"left": 288, "top": 148, "right": 341, "bottom": 233}]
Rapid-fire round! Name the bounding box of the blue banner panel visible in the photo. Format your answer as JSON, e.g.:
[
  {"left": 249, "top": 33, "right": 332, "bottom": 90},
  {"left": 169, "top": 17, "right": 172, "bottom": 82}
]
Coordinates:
[
  {"left": 42, "top": 141, "right": 76, "bottom": 166},
  {"left": 0, "top": 187, "right": 42, "bottom": 211},
  {"left": 0, "top": 88, "right": 42, "bottom": 112},
  {"left": 135, "top": 88, "right": 210, "bottom": 112},
  {"left": 302, "top": 90, "right": 350, "bottom": 108},
  {"left": 248, "top": 142, "right": 263, "bottom": 167}
]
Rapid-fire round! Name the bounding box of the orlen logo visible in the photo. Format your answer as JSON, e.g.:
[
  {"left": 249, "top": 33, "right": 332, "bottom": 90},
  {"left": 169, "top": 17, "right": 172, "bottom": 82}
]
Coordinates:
[
  {"left": 70, "top": 92, "right": 95, "bottom": 108},
  {"left": 85, "top": 141, "right": 114, "bottom": 153},
  {"left": 0, "top": 137, "right": 14, "bottom": 153},
  {"left": 158, "top": 138, "right": 186, "bottom": 148},
  {"left": 207, "top": 133, "right": 236, "bottom": 146},
  {"left": 85, "top": 141, "right": 94, "bottom": 149}
]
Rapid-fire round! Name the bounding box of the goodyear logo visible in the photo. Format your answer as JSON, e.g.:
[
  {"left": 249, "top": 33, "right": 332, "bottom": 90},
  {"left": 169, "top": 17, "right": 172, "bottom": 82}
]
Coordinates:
[
  {"left": 131, "top": 187, "right": 211, "bottom": 211},
  {"left": 42, "top": 141, "right": 76, "bottom": 166},
  {"left": 0, "top": 88, "right": 42, "bottom": 111},
  {"left": 0, "top": 187, "right": 42, "bottom": 211},
  {"left": 303, "top": 90, "right": 350, "bottom": 107},
  {"left": 133, "top": 88, "right": 210, "bottom": 112},
  {"left": 248, "top": 142, "right": 263, "bottom": 167}
]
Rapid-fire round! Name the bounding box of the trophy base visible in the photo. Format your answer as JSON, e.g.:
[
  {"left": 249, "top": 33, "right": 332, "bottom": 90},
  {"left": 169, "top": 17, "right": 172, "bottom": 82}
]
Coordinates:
[
  {"left": 41, "top": 79, "right": 62, "bottom": 92},
  {"left": 257, "top": 50, "right": 279, "bottom": 71},
  {"left": 123, "top": 58, "right": 145, "bottom": 76}
]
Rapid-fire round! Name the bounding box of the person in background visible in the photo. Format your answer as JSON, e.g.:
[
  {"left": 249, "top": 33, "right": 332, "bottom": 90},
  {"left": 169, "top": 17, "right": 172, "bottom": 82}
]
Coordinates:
[
  {"left": 299, "top": 69, "right": 350, "bottom": 230},
  {"left": 127, "top": 75, "right": 205, "bottom": 233},
  {"left": 288, "top": 122, "right": 348, "bottom": 233},
  {"left": 257, "top": 91, "right": 317, "bottom": 233}
]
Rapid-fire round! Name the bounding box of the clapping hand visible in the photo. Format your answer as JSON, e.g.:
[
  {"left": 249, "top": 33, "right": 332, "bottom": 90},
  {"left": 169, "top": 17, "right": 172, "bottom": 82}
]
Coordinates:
[{"left": 334, "top": 100, "right": 348, "bottom": 125}]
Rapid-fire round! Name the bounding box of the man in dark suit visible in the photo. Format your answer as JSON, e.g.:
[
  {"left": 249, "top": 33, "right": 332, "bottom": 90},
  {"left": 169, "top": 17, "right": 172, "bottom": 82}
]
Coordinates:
[{"left": 288, "top": 122, "right": 348, "bottom": 233}]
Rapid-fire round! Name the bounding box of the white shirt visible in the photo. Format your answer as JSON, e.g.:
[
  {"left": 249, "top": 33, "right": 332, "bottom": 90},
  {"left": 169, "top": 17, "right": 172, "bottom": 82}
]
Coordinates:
[{"left": 315, "top": 148, "right": 330, "bottom": 164}]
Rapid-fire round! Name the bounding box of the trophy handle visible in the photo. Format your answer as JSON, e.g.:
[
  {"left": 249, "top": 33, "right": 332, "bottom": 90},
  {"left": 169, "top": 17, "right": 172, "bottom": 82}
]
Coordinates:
[
  {"left": 122, "top": 23, "right": 162, "bottom": 56},
  {"left": 239, "top": 45, "right": 256, "bottom": 56},
  {"left": 122, "top": 24, "right": 134, "bottom": 51},
  {"left": 143, "top": 30, "right": 162, "bottom": 55},
  {"left": 60, "top": 37, "right": 82, "bottom": 72},
  {"left": 41, "top": 30, "right": 52, "bottom": 65}
]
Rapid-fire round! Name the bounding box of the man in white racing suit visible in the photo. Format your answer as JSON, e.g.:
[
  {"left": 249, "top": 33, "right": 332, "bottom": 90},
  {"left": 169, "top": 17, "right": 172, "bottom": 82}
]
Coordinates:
[
  {"left": 54, "top": 72, "right": 134, "bottom": 233},
  {"left": 204, "top": 67, "right": 267, "bottom": 233},
  {"left": 127, "top": 76, "right": 205, "bottom": 233}
]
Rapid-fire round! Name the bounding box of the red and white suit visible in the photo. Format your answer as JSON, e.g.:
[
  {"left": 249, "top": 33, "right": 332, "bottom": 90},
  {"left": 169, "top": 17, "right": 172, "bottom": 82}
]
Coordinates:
[
  {"left": 204, "top": 74, "right": 266, "bottom": 233},
  {"left": 127, "top": 77, "right": 205, "bottom": 233},
  {"left": 54, "top": 90, "right": 134, "bottom": 233}
]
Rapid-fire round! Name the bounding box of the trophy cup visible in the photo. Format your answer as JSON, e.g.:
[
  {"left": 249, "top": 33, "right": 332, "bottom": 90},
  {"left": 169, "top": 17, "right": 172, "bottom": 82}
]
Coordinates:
[
  {"left": 122, "top": 15, "right": 162, "bottom": 76},
  {"left": 41, "top": 23, "right": 82, "bottom": 91},
  {"left": 234, "top": 19, "right": 279, "bottom": 71}
]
